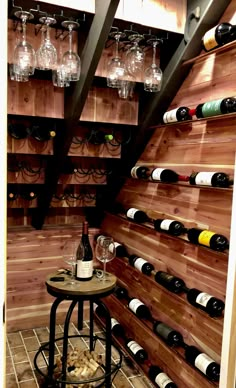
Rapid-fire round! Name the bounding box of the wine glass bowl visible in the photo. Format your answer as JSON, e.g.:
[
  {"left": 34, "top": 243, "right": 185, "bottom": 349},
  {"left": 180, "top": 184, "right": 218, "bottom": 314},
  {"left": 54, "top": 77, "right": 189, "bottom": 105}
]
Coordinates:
[
  {"left": 107, "top": 31, "right": 126, "bottom": 88},
  {"left": 61, "top": 20, "right": 81, "bottom": 82},
  {"left": 95, "top": 237, "right": 116, "bottom": 282},
  {"left": 126, "top": 34, "right": 145, "bottom": 80},
  {"left": 62, "top": 239, "right": 77, "bottom": 285},
  {"left": 13, "top": 11, "right": 36, "bottom": 78},
  {"left": 36, "top": 17, "right": 57, "bottom": 71},
  {"left": 144, "top": 38, "right": 163, "bottom": 92}
]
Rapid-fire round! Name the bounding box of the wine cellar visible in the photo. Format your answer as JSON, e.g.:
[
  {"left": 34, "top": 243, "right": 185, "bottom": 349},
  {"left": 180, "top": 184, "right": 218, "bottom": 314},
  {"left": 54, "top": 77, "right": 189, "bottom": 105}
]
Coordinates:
[{"left": 3, "top": 0, "right": 236, "bottom": 387}]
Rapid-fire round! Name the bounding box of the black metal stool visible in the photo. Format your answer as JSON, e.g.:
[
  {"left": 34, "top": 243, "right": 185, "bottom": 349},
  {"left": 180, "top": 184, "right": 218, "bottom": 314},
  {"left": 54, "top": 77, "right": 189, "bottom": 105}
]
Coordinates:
[{"left": 34, "top": 271, "right": 121, "bottom": 387}]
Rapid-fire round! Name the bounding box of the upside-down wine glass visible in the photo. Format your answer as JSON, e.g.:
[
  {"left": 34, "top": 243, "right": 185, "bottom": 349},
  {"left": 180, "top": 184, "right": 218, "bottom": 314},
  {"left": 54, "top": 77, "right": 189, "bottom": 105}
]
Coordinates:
[
  {"left": 13, "top": 10, "right": 36, "bottom": 78},
  {"left": 126, "top": 33, "right": 145, "bottom": 81},
  {"left": 95, "top": 236, "right": 116, "bottom": 282},
  {"left": 52, "top": 33, "right": 70, "bottom": 87},
  {"left": 144, "top": 38, "right": 163, "bottom": 92},
  {"left": 107, "top": 30, "right": 126, "bottom": 88},
  {"left": 62, "top": 239, "right": 77, "bottom": 286},
  {"left": 36, "top": 16, "right": 57, "bottom": 70},
  {"left": 61, "top": 20, "right": 81, "bottom": 82}
]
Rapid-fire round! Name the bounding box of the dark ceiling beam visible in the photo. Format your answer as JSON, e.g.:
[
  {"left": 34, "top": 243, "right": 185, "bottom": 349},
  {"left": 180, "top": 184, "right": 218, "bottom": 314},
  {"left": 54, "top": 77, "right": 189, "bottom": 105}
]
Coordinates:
[
  {"left": 31, "top": 0, "right": 120, "bottom": 230},
  {"left": 128, "top": 0, "right": 231, "bottom": 168}
]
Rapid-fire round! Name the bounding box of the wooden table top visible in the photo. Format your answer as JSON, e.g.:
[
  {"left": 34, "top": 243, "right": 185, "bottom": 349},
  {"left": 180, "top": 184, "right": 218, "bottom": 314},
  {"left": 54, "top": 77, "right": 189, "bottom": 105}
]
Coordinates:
[{"left": 46, "top": 271, "right": 117, "bottom": 298}]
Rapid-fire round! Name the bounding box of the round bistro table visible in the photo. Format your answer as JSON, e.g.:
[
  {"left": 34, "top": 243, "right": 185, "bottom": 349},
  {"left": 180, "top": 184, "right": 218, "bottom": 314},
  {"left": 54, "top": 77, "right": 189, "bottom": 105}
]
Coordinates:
[{"left": 34, "top": 271, "right": 120, "bottom": 387}]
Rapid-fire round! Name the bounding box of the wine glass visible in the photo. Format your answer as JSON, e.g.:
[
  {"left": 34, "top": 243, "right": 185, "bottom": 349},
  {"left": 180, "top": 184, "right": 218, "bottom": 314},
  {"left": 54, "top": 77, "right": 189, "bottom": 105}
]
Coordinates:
[
  {"left": 62, "top": 239, "right": 77, "bottom": 286},
  {"left": 61, "top": 20, "right": 81, "bottom": 82},
  {"left": 144, "top": 38, "right": 163, "bottom": 92},
  {"left": 126, "top": 34, "right": 145, "bottom": 81},
  {"left": 95, "top": 237, "right": 116, "bottom": 282},
  {"left": 36, "top": 17, "right": 58, "bottom": 71},
  {"left": 107, "top": 30, "right": 126, "bottom": 88},
  {"left": 52, "top": 34, "right": 70, "bottom": 87},
  {"left": 13, "top": 10, "right": 36, "bottom": 78},
  {"left": 118, "top": 71, "right": 135, "bottom": 99}
]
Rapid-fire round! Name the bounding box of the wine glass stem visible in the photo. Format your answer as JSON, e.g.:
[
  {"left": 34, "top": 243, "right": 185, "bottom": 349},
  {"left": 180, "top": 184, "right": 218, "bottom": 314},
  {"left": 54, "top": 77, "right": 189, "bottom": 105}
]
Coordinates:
[
  {"left": 46, "top": 24, "right": 50, "bottom": 42},
  {"left": 152, "top": 43, "right": 157, "bottom": 66},
  {"left": 115, "top": 37, "right": 119, "bottom": 58},
  {"left": 69, "top": 27, "right": 73, "bottom": 53},
  {"left": 22, "top": 19, "right": 27, "bottom": 43},
  {"left": 103, "top": 259, "right": 107, "bottom": 281}
]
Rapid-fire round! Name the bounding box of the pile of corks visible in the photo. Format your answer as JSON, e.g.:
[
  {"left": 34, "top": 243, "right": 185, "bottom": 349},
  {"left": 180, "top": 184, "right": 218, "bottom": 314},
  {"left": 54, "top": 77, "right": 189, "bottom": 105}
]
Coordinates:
[{"left": 55, "top": 348, "right": 103, "bottom": 387}]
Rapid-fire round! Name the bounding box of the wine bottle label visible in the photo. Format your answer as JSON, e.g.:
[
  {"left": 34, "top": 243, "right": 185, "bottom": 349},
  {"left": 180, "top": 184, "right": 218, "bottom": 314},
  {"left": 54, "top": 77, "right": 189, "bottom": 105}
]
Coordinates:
[
  {"left": 93, "top": 303, "right": 98, "bottom": 312},
  {"left": 76, "top": 260, "right": 93, "bottom": 278},
  {"left": 201, "top": 99, "right": 223, "bottom": 117},
  {"left": 155, "top": 372, "right": 174, "bottom": 388},
  {"left": 158, "top": 272, "right": 173, "bottom": 282},
  {"left": 163, "top": 109, "right": 178, "bottom": 123},
  {"left": 196, "top": 292, "right": 212, "bottom": 307},
  {"left": 198, "top": 230, "right": 215, "bottom": 247},
  {"left": 129, "top": 298, "right": 144, "bottom": 313},
  {"left": 127, "top": 340, "right": 143, "bottom": 354},
  {"left": 195, "top": 353, "right": 214, "bottom": 375},
  {"left": 134, "top": 257, "right": 148, "bottom": 271},
  {"left": 127, "top": 208, "right": 139, "bottom": 219},
  {"left": 194, "top": 172, "right": 216, "bottom": 186},
  {"left": 151, "top": 168, "right": 165, "bottom": 181},
  {"left": 155, "top": 323, "right": 172, "bottom": 340},
  {"left": 131, "top": 166, "right": 140, "bottom": 178},
  {"left": 160, "top": 219, "right": 174, "bottom": 230},
  {"left": 203, "top": 26, "right": 218, "bottom": 51},
  {"left": 111, "top": 318, "right": 119, "bottom": 329}
]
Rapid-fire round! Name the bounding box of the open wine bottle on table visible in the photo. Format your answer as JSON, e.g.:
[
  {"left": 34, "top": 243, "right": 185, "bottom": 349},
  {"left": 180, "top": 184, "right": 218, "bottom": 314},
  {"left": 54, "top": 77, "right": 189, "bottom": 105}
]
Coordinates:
[{"left": 76, "top": 220, "right": 93, "bottom": 281}]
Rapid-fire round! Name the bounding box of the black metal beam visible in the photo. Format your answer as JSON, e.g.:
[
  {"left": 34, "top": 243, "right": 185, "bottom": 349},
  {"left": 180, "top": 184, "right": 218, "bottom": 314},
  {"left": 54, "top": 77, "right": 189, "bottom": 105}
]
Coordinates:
[{"left": 31, "top": 0, "right": 120, "bottom": 229}]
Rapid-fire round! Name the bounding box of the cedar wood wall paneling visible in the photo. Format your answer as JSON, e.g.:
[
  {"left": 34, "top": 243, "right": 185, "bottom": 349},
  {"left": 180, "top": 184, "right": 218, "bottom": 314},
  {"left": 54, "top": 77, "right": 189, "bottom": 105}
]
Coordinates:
[{"left": 99, "top": 1, "right": 236, "bottom": 387}]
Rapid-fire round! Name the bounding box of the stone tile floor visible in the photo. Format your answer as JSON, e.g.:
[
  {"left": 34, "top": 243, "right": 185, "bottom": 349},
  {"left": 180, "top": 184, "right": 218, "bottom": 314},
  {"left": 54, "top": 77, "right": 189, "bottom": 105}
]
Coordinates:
[{"left": 6, "top": 320, "right": 154, "bottom": 388}]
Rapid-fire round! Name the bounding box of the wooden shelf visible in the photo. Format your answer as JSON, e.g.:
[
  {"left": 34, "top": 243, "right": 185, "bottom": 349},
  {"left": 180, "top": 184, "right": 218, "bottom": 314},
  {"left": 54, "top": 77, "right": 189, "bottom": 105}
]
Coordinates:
[
  {"left": 148, "top": 111, "right": 236, "bottom": 130},
  {"left": 182, "top": 40, "right": 236, "bottom": 66}
]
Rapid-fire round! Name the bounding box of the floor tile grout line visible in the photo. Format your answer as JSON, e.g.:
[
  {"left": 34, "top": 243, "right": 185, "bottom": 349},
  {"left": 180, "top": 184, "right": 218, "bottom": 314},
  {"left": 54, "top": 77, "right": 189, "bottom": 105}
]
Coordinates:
[
  {"left": 19, "top": 330, "right": 41, "bottom": 388},
  {"left": 6, "top": 337, "right": 21, "bottom": 388}
]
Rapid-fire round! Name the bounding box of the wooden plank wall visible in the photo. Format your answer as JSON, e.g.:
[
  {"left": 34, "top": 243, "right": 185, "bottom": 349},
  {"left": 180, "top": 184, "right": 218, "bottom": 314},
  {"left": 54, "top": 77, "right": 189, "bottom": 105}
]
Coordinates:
[
  {"left": 6, "top": 226, "right": 99, "bottom": 332},
  {"left": 99, "top": 1, "right": 236, "bottom": 388}
]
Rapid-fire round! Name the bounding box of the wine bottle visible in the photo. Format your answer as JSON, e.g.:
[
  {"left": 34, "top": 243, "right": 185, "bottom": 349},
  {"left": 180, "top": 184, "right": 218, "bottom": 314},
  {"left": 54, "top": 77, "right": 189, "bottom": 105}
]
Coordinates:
[
  {"left": 8, "top": 123, "right": 30, "bottom": 139},
  {"left": 111, "top": 317, "right": 125, "bottom": 337},
  {"left": 187, "top": 228, "right": 229, "bottom": 251},
  {"left": 190, "top": 97, "right": 236, "bottom": 119},
  {"left": 184, "top": 345, "right": 220, "bottom": 381},
  {"left": 93, "top": 302, "right": 107, "bottom": 317},
  {"left": 202, "top": 22, "right": 236, "bottom": 52},
  {"left": 89, "top": 130, "right": 113, "bottom": 145},
  {"left": 153, "top": 219, "right": 186, "bottom": 236},
  {"left": 189, "top": 171, "right": 232, "bottom": 188},
  {"left": 129, "top": 255, "right": 154, "bottom": 276},
  {"left": 126, "top": 208, "right": 150, "bottom": 223},
  {"left": 114, "top": 242, "right": 129, "bottom": 257},
  {"left": 61, "top": 160, "right": 78, "bottom": 174},
  {"left": 127, "top": 297, "right": 151, "bottom": 319},
  {"left": 163, "top": 107, "right": 192, "bottom": 123},
  {"left": 148, "top": 365, "right": 177, "bottom": 388},
  {"left": 151, "top": 168, "right": 189, "bottom": 183},
  {"left": 21, "top": 190, "right": 38, "bottom": 201},
  {"left": 30, "top": 124, "right": 56, "bottom": 141},
  {"left": 131, "top": 166, "right": 150, "bottom": 179},
  {"left": 76, "top": 221, "right": 93, "bottom": 281},
  {"left": 126, "top": 339, "right": 148, "bottom": 363},
  {"left": 114, "top": 286, "right": 129, "bottom": 300},
  {"left": 7, "top": 187, "right": 18, "bottom": 201},
  {"left": 186, "top": 288, "right": 225, "bottom": 317},
  {"left": 155, "top": 271, "right": 186, "bottom": 294},
  {"left": 153, "top": 321, "right": 184, "bottom": 347}
]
